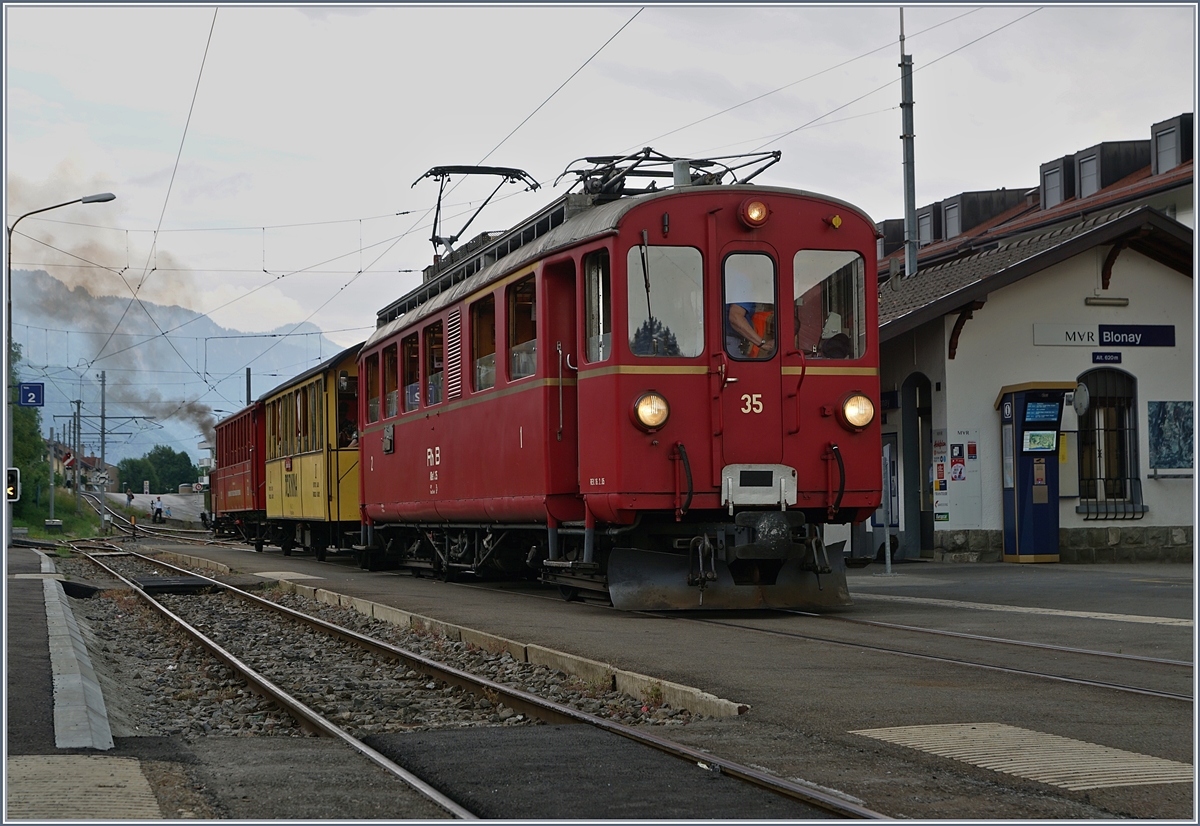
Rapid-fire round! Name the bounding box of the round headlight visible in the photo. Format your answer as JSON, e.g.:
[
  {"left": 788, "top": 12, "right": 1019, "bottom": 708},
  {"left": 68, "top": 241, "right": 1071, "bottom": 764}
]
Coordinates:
[
  {"left": 738, "top": 198, "right": 770, "bottom": 228},
  {"left": 632, "top": 392, "right": 670, "bottom": 431},
  {"left": 841, "top": 393, "right": 875, "bottom": 430}
]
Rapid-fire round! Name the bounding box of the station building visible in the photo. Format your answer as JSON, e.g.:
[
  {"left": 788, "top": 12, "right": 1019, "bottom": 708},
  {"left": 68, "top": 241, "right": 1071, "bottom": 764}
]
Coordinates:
[{"left": 856, "top": 112, "right": 1193, "bottom": 563}]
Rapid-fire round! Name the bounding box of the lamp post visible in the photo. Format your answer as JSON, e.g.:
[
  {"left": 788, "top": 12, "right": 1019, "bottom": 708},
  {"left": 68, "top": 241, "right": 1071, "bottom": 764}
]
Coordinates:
[{"left": 6, "top": 192, "right": 115, "bottom": 546}]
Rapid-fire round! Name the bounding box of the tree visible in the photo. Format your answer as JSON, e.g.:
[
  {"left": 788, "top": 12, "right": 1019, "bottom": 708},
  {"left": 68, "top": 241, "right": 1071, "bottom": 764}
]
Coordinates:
[
  {"left": 629, "top": 317, "right": 681, "bottom": 357},
  {"left": 9, "top": 343, "right": 48, "bottom": 517},
  {"left": 119, "top": 444, "right": 198, "bottom": 494}
]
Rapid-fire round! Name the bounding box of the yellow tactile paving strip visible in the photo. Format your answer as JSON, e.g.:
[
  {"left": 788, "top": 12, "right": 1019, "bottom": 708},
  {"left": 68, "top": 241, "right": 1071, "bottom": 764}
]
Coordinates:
[
  {"left": 6, "top": 755, "right": 161, "bottom": 820},
  {"left": 851, "top": 723, "right": 1195, "bottom": 790}
]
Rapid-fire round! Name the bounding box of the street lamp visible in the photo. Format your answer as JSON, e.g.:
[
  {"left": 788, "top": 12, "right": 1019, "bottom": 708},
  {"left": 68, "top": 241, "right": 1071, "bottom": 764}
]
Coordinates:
[{"left": 6, "top": 192, "right": 116, "bottom": 546}]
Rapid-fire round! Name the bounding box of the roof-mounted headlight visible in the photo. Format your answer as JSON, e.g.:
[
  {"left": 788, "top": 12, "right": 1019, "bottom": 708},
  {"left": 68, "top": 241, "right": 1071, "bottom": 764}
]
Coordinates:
[{"left": 738, "top": 198, "right": 770, "bottom": 229}]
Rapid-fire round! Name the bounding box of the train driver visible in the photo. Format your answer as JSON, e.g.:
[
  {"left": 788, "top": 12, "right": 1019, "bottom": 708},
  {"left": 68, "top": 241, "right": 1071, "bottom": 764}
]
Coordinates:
[{"left": 723, "top": 255, "right": 775, "bottom": 358}]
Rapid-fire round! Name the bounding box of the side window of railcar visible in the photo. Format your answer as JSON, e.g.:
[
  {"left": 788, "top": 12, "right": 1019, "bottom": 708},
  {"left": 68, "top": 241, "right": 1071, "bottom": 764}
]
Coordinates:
[
  {"left": 584, "top": 251, "right": 611, "bottom": 362},
  {"left": 471, "top": 295, "right": 496, "bottom": 391},
  {"left": 401, "top": 334, "right": 419, "bottom": 412},
  {"left": 365, "top": 353, "right": 380, "bottom": 424},
  {"left": 723, "top": 253, "right": 777, "bottom": 360},
  {"left": 626, "top": 246, "right": 704, "bottom": 357},
  {"left": 425, "top": 322, "right": 444, "bottom": 405},
  {"left": 383, "top": 344, "right": 398, "bottom": 418},
  {"left": 508, "top": 275, "right": 537, "bottom": 380},
  {"left": 792, "top": 251, "right": 866, "bottom": 360}
]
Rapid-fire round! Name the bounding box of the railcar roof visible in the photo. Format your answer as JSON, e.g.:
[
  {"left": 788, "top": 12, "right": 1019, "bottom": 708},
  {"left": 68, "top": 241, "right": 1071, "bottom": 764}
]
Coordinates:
[
  {"left": 259, "top": 341, "right": 364, "bottom": 402},
  {"left": 365, "top": 185, "right": 872, "bottom": 350}
]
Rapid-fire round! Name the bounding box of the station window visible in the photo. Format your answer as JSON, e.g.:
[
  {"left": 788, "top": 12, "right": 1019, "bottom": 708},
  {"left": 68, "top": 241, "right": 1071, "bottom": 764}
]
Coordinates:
[
  {"left": 508, "top": 275, "right": 537, "bottom": 380},
  {"left": 401, "top": 334, "right": 419, "bottom": 412},
  {"left": 626, "top": 245, "right": 704, "bottom": 357},
  {"left": 471, "top": 295, "right": 496, "bottom": 391},
  {"left": 425, "top": 322, "right": 444, "bottom": 405},
  {"left": 722, "top": 253, "right": 776, "bottom": 360},
  {"left": 793, "top": 250, "right": 866, "bottom": 360},
  {"left": 1076, "top": 368, "right": 1144, "bottom": 517},
  {"left": 584, "top": 250, "right": 612, "bottom": 362},
  {"left": 383, "top": 344, "right": 398, "bottom": 418},
  {"left": 365, "top": 353, "right": 380, "bottom": 424}
]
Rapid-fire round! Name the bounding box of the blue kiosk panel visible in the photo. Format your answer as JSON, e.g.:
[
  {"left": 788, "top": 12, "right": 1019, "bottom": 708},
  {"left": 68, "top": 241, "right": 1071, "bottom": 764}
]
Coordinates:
[{"left": 998, "top": 384, "right": 1072, "bottom": 563}]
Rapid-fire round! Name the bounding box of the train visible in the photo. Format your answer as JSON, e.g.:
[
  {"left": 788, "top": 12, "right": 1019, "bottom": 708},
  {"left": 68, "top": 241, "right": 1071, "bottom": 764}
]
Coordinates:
[{"left": 211, "top": 149, "right": 882, "bottom": 610}]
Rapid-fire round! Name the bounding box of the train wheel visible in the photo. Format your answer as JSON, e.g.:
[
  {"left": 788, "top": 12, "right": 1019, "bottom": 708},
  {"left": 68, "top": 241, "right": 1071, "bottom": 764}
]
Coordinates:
[{"left": 558, "top": 585, "right": 581, "bottom": 602}]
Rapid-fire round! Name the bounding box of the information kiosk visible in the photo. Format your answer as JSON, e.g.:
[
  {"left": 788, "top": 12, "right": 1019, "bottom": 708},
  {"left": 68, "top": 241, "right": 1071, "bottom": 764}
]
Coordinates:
[{"left": 995, "top": 382, "right": 1076, "bottom": 562}]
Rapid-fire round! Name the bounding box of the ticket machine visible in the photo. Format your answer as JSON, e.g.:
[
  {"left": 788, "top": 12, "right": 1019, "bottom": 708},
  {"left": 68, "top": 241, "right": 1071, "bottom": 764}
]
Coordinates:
[{"left": 996, "top": 383, "right": 1075, "bottom": 562}]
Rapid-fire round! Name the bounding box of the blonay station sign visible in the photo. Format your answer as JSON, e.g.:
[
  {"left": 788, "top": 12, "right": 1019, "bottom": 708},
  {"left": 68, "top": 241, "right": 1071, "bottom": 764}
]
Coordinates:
[{"left": 1033, "top": 324, "right": 1175, "bottom": 347}]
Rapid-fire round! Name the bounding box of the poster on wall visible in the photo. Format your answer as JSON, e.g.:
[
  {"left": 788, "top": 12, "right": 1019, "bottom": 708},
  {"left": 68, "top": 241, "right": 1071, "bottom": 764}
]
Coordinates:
[
  {"left": 932, "top": 428, "right": 949, "bottom": 522},
  {"left": 951, "top": 429, "right": 982, "bottom": 526},
  {"left": 1148, "top": 401, "right": 1193, "bottom": 469}
]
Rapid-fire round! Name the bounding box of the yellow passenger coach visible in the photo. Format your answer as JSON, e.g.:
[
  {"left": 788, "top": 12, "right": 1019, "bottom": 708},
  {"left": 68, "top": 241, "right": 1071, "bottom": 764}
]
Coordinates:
[{"left": 262, "top": 342, "right": 362, "bottom": 560}]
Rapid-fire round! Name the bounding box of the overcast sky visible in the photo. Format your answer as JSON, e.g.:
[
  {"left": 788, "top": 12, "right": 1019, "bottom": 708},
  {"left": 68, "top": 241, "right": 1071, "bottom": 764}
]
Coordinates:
[{"left": 6, "top": 3, "right": 1197, "bottom": 361}]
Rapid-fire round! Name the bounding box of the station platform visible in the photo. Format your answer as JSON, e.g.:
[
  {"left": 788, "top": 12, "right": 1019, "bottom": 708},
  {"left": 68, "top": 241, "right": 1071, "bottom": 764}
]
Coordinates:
[{"left": 5, "top": 544, "right": 163, "bottom": 820}]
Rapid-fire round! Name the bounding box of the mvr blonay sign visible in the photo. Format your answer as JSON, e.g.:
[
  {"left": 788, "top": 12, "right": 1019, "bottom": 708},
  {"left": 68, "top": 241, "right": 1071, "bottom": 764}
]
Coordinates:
[{"left": 1033, "top": 324, "right": 1175, "bottom": 347}]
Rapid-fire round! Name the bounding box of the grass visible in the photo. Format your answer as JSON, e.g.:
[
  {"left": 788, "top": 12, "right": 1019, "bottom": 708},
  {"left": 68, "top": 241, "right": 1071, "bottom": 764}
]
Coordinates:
[{"left": 13, "top": 488, "right": 105, "bottom": 540}]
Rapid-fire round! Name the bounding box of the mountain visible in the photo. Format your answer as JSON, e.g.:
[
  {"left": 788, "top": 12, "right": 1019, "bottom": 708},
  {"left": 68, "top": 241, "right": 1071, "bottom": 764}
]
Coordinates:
[{"left": 10, "top": 270, "right": 354, "bottom": 464}]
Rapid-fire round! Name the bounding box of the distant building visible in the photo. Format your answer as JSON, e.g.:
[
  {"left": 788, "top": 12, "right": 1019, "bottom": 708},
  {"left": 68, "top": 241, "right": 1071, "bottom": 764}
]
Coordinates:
[{"left": 862, "top": 112, "right": 1193, "bottom": 563}]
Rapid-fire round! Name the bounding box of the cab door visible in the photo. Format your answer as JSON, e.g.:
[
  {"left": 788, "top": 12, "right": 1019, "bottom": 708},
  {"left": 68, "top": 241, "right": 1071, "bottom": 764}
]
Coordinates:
[{"left": 717, "top": 249, "right": 783, "bottom": 465}]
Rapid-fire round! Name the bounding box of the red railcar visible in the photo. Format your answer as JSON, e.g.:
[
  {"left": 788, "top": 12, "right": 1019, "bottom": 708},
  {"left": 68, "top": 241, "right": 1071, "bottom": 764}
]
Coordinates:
[
  {"left": 357, "top": 151, "right": 882, "bottom": 609},
  {"left": 211, "top": 401, "right": 266, "bottom": 547}
]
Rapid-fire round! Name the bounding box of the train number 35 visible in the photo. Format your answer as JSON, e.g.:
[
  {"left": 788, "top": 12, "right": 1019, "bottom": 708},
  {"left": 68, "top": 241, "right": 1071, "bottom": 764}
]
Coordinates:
[{"left": 740, "top": 393, "right": 764, "bottom": 414}]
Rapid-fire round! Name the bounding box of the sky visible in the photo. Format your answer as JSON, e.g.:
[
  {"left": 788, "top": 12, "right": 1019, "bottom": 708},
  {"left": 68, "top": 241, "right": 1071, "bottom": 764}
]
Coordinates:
[{"left": 4, "top": 3, "right": 1197, "bottom": 428}]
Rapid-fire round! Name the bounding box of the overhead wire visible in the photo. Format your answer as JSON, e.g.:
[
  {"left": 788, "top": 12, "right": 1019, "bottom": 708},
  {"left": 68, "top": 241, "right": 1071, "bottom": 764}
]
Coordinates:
[
  {"left": 88, "top": 8, "right": 221, "bottom": 378},
  {"left": 755, "top": 8, "right": 1043, "bottom": 152}
]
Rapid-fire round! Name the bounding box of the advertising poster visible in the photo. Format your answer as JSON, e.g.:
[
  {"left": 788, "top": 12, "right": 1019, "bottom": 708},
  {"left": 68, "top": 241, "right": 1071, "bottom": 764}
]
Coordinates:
[
  {"left": 932, "top": 428, "right": 949, "bottom": 521},
  {"left": 952, "top": 428, "right": 982, "bottom": 526}
]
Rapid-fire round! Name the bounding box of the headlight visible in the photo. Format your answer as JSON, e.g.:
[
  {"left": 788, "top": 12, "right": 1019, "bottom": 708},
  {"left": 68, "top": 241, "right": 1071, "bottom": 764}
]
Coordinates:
[
  {"left": 840, "top": 393, "right": 875, "bottom": 430},
  {"left": 738, "top": 198, "right": 770, "bottom": 229},
  {"left": 632, "top": 392, "right": 670, "bottom": 431}
]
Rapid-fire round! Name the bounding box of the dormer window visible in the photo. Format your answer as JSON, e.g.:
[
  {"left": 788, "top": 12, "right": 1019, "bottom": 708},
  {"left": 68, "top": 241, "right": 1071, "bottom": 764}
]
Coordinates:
[
  {"left": 1039, "top": 156, "right": 1074, "bottom": 210},
  {"left": 916, "top": 203, "right": 941, "bottom": 247},
  {"left": 1078, "top": 155, "right": 1099, "bottom": 198},
  {"left": 1043, "top": 168, "right": 1063, "bottom": 208},
  {"left": 1151, "top": 113, "right": 1192, "bottom": 175},
  {"left": 1155, "top": 127, "right": 1177, "bottom": 173},
  {"left": 943, "top": 203, "right": 960, "bottom": 239}
]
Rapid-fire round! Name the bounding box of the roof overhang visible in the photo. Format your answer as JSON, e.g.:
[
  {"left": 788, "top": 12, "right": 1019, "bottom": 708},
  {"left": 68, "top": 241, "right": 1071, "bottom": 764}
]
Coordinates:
[{"left": 880, "top": 207, "right": 1193, "bottom": 343}]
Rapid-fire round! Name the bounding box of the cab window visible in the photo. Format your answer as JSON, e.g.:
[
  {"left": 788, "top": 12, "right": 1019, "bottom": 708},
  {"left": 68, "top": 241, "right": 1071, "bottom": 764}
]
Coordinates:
[
  {"left": 626, "top": 246, "right": 703, "bottom": 357},
  {"left": 793, "top": 251, "right": 866, "bottom": 359},
  {"left": 471, "top": 295, "right": 496, "bottom": 390},
  {"left": 584, "top": 250, "right": 611, "bottom": 362},
  {"left": 508, "top": 275, "right": 537, "bottom": 380},
  {"left": 723, "top": 253, "right": 776, "bottom": 360}
]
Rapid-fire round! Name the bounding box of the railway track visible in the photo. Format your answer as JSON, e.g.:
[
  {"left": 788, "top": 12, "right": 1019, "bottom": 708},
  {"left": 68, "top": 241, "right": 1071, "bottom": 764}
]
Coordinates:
[
  {"left": 59, "top": 546, "right": 886, "bottom": 819},
  {"left": 653, "top": 611, "right": 1193, "bottom": 702}
]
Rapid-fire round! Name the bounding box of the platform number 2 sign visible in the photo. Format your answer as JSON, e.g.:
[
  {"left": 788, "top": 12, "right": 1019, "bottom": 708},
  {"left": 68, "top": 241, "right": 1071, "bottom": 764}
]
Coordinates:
[{"left": 740, "top": 393, "right": 763, "bottom": 414}]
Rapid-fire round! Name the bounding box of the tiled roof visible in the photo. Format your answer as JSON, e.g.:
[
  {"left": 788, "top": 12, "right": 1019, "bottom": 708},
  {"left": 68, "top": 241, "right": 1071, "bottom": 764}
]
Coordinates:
[
  {"left": 879, "top": 159, "right": 1193, "bottom": 270},
  {"left": 878, "top": 205, "right": 1193, "bottom": 341}
]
